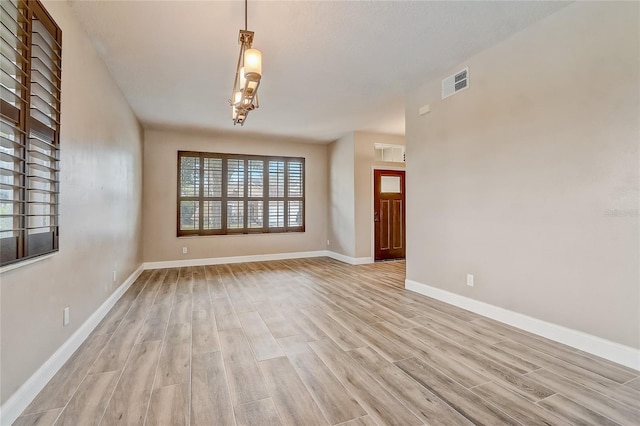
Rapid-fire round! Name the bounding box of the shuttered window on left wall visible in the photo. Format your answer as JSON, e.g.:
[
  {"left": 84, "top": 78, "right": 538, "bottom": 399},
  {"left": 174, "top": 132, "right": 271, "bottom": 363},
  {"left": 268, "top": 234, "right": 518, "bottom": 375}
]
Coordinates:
[{"left": 0, "top": 0, "right": 62, "bottom": 266}]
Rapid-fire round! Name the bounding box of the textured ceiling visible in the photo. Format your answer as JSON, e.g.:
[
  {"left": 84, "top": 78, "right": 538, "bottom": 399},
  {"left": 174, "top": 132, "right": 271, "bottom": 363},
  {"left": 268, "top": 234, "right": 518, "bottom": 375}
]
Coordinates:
[{"left": 69, "top": 1, "right": 569, "bottom": 142}]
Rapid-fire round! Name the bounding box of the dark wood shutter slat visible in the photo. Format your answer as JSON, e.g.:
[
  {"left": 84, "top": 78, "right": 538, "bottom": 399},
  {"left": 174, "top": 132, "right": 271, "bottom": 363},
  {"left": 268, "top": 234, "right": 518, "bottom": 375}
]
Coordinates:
[
  {"left": 177, "top": 151, "right": 305, "bottom": 237},
  {"left": 1, "top": 0, "right": 61, "bottom": 267}
]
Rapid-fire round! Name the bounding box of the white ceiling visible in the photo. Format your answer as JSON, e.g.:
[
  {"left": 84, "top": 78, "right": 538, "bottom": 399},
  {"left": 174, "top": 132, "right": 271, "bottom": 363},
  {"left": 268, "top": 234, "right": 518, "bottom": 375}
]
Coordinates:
[{"left": 69, "top": 1, "right": 569, "bottom": 143}]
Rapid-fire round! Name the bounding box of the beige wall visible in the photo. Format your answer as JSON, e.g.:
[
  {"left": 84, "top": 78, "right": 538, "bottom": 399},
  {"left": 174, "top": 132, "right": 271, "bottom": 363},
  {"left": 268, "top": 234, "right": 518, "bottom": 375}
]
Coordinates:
[
  {"left": 327, "top": 132, "right": 405, "bottom": 259},
  {"left": 0, "top": 0, "right": 143, "bottom": 404},
  {"left": 142, "top": 129, "right": 327, "bottom": 262},
  {"left": 328, "top": 132, "right": 405, "bottom": 259},
  {"left": 327, "top": 134, "right": 355, "bottom": 257},
  {"left": 354, "top": 132, "right": 405, "bottom": 258},
  {"left": 405, "top": 2, "right": 639, "bottom": 348}
]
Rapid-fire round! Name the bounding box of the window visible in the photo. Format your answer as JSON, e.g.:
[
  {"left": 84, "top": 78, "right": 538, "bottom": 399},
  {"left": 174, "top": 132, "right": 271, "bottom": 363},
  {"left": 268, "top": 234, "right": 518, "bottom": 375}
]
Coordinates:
[
  {"left": 177, "top": 152, "right": 305, "bottom": 236},
  {"left": 1, "top": 0, "right": 62, "bottom": 267}
]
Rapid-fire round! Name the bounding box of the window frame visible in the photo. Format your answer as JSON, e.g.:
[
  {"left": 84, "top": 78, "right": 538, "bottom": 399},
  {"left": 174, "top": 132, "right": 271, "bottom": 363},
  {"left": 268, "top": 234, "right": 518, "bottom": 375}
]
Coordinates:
[
  {"left": 177, "top": 151, "right": 305, "bottom": 236},
  {"left": 0, "top": 0, "right": 62, "bottom": 267}
]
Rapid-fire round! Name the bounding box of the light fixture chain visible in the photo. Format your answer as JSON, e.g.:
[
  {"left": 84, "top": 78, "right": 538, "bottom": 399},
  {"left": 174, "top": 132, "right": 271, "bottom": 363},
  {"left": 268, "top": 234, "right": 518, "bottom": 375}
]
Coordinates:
[{"left": 245, "top": 0, "right": 247, "bottom": 31}]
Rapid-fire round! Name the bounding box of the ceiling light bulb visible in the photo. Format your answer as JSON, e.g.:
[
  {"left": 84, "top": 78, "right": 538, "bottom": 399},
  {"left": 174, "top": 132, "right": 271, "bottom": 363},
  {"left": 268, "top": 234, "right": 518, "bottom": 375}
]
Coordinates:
[
  {"left": 240, "top": 66, "right": 246, "bottom": 89},
  {"left": 244, "top": 48, "right": 262, "bottom": 79}
]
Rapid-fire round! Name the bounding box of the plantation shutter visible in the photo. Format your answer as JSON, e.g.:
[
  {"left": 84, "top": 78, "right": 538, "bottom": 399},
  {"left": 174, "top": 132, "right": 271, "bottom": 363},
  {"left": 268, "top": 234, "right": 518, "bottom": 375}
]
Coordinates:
[
  {"left": 177, "top": 152, "right": 305, "bottom": 236},
  {"left": 0, "top": 0, "right": 61, "bottom": 266}
]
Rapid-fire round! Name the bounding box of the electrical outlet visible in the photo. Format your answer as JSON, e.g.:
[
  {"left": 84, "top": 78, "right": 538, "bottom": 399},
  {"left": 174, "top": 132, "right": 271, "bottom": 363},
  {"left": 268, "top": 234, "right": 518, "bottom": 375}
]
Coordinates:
[
  {"left": 63, "top": 307, "right": 70, "bottom": 326},
  {"left": 327, "top": 240, "right": 330, "bottom": 246},
  {"left": 112, "top": 270, "right": 116, "bottom": 283},
  {"left": 419, "top": 104, "right": 431, "bottom": 116},
  {"left": 467, "top": 274, "right": 474, "bottom": 287},
  {"left": 182, "top": 247, "right": 188, "bottom": 254}
]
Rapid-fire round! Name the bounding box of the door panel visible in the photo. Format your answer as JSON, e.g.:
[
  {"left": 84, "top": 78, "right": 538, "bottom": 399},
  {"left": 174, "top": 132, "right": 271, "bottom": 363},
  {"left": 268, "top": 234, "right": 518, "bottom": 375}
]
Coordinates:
[
  {"left": 379, "top": 199, "right": 390, "bottom": 250},
  {"left": 374, "top": 170, "right": 405, "bottom": 260},
  {"left": 392, "top": 199, "right": 403, "bottom": 250}
]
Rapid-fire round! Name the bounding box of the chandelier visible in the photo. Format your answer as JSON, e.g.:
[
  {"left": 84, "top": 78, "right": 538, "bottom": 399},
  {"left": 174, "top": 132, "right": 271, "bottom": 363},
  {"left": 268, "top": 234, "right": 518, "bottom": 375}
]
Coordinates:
[{"left": 230, "top": 0, "right": 262, "bottom": 125}]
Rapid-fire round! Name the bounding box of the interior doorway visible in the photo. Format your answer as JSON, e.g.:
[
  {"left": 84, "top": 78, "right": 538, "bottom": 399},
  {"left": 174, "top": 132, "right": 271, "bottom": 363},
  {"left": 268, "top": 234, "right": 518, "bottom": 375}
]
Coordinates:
[{"left": 373, "top": 169, "right": 406, "bottom": 261}]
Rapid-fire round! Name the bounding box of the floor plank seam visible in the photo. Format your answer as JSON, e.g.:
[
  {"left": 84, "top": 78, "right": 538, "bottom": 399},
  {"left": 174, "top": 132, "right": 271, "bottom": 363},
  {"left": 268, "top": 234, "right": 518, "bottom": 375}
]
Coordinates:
[
  {"left": 140, "top": 270, "right": 176, "bottom": 426},
  {"left": 83, "top": 272, "right": 160, "bottom": 426}
]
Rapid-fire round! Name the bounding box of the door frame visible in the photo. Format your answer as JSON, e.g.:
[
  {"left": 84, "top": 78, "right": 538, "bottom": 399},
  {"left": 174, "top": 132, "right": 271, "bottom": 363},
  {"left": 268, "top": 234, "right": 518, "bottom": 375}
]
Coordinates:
[{"left": 371, "top": 166, "right": 406, "bottom": 262}]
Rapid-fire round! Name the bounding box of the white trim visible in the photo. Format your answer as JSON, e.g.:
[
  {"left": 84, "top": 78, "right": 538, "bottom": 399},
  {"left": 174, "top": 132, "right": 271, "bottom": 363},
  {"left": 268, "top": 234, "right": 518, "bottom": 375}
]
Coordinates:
[
  {"left": 0, "top": 265, "right": 144, "bottom": 426},
  {"left": 326, "top": 251, "right": 374, "bottom": 265},
  {"left": 405, "top": 279, "right": 640, "bottom": 372},
  {"left": 143, "top": 251, "right": 328, "bottom": 270},
  {"left": 0, "top": 253, "right": 57, "bottom": 274},
  {"left": 372, "top": 165, "right": 406, "bottom": 172},
  {"left": 142, "top": 249, "right": 375, "bottom": 270}
]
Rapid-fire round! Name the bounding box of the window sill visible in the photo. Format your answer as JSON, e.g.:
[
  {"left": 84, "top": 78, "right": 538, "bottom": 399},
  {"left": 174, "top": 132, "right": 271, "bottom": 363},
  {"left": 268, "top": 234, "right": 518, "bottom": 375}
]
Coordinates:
[
  {"left": 0, "top": 252, "right": 57, "bottom": 274},
  {"left": 178, "top": 230, "right": 305, "bottom": 238}
]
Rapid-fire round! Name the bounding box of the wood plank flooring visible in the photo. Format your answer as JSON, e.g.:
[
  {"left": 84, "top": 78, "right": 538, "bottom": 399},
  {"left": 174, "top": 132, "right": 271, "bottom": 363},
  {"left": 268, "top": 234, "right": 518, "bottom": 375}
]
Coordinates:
[{"left": 15, "top": 258, "right": 640, "bottom": 425}]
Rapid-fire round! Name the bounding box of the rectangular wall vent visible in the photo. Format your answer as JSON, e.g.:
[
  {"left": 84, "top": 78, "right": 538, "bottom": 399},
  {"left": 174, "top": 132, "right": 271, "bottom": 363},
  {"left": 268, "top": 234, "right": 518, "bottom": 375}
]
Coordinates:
[
  {"left": 442, "top": 67, "right": 469, "bottom": 99},
  {"left": 374, "top": 143, "right": 405, "bottom": 163}
]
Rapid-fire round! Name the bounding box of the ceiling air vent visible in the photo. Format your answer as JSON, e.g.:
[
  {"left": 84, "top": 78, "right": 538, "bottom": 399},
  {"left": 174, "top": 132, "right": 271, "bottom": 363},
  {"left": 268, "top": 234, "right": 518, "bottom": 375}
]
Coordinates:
[{"left": 442, "top": 67, "right": 469, "bottom": 99}]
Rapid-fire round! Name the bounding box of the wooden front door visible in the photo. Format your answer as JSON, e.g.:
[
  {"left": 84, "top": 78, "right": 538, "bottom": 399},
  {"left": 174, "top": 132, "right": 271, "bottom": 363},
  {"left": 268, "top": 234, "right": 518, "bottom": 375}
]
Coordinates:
[{"left": 374, "top": 170, "right": 406, "bottom": 261}]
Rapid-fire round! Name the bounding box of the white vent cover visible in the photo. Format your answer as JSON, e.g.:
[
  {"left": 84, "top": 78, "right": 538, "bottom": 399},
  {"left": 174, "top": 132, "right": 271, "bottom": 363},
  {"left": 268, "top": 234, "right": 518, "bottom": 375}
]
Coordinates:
[
  {"left": 374, "top": 143, "right": 405, "bottom": 163},
  {"left": 442, "top": 68, "right": 469, "bottom": 99}
]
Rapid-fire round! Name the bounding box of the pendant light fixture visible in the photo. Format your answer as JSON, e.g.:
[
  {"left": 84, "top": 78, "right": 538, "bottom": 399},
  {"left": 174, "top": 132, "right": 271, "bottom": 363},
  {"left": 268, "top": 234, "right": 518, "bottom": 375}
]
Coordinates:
[{"left": 230, "top": 0, "right": 262, "bottom": 125}]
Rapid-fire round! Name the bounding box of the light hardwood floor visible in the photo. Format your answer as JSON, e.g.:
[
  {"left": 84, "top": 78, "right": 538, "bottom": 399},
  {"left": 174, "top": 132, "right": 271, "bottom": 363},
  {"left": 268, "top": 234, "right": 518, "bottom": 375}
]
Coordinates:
[{"left": 15, "top": 258, "right": 640, "bottom": 425}]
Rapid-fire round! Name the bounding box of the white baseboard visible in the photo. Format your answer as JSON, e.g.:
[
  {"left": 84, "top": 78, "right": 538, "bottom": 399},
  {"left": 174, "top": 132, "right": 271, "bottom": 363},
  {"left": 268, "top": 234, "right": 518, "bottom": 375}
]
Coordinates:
[
  {"left": 143, "top": 250, "right": 329, "bottom": 270},
  {"left": 405, "top": 279, "right": 640, "bottom": 372},
  {"left": 0, "top": 265, "right": 144, "bottom": 426},
  {"left": 143, "top": 250, "right": 376, "bottom": 270},
  {"left": 326, "top": 251, "right": 374, "bottom": 265}
]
